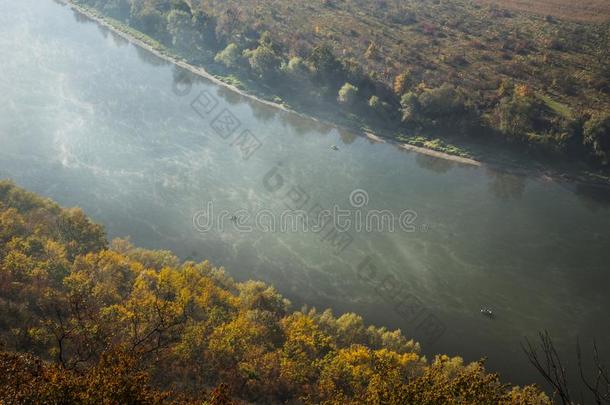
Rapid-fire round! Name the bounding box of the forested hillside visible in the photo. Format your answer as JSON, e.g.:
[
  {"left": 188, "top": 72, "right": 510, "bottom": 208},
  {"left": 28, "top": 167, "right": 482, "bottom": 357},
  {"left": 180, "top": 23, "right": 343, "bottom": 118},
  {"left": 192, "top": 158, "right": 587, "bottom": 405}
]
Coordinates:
[
  {"left": 0, "top": 181, "right": 553, "bottom": 402},
  {"left": 71, "top": 0, "right": 610, "bottom": 168}
]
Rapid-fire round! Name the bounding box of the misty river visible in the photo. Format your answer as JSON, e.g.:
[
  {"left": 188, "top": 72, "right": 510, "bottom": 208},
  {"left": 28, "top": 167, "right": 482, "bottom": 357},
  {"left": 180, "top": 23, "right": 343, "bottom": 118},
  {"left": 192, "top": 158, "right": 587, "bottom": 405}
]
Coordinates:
[{"left": 1, "top": 0, "right": 609, "bottom": 390}]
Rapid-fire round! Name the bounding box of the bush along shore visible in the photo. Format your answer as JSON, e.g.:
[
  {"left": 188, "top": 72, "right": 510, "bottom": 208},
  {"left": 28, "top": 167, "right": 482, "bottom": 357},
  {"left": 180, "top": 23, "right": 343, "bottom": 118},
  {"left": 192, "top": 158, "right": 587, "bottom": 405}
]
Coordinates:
[{"left": 64, "top": 0, "right": 609, "bottom": 181}]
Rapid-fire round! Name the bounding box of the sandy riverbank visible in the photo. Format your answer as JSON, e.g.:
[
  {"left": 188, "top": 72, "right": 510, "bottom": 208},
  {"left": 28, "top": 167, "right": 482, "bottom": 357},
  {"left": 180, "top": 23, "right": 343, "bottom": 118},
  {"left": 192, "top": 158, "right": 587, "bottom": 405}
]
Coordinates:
[{"left": 365, "top": 132, "right": 482, "bottom": 166}]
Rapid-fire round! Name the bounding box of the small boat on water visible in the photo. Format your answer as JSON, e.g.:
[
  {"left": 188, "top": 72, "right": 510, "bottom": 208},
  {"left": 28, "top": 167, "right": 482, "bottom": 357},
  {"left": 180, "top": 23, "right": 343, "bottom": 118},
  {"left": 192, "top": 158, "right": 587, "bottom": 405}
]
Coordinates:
[
  {"left": 480, "top": 307, "right": 495, "bottom": 319},
  {"left": 330, "top": 145, "right": 339, "bottom": 151}
]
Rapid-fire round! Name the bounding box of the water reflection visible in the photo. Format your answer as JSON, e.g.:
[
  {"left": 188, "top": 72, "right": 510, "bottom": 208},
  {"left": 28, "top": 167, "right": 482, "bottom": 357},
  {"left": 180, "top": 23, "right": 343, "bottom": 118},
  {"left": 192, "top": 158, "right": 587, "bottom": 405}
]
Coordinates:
[
  {"left": 250, "top": 101, "right": 278, "bottom": 123},
  {"left": 108, "top": 30, "right": 129, "bottom": 48},
  {"left": 415, "top": 154, "right": 455, "bottom": 174},
  {"left": 70, "top": 9, "right": 93, "bottom": 25},
  {"left": 278, "top": 112, "right": 314, "bottom": 136},
  {"left": 171, "top": 66, "right": 205, "bottom": 96},
  {"left": 217, "top": 86, "right": 243, "bottom": 106},
  {"left": 275, "top": 110, "right": 334, "bottom": 138},
  {"left": 487, "top": 170, "right": 526, "bottom": 200},
  {"left": 337, "top": 128, "right": 358, "bottom": 145},
  {"left": 134, "top": 45, "right": 169, "bottom": 67},
  {"left": 575, "top": 183, "right": 610, "bottom": 212}
]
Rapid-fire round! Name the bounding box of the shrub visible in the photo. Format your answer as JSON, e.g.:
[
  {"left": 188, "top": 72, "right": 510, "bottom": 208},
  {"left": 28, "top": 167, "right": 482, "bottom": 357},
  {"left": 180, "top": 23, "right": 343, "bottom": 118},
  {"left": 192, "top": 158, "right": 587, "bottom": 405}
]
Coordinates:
[
  {"left": 245, "top": 44, "right": 282, "bottom": 80},
  {"left": 132, "top": 6, "right": 166, "bottom": 37},
  {"left": 393, "top": 71, "right": 412, "bottom": 96},
  {"left": 583, "top": 113, "right": 610, "bottom": 165},
  {"left": 191, "top": 10, "right": 219, "bottom": 50},
  {"left": 364, "top": 42, "right": 379, "bottom": 60},
  {"left": 417, "top": 85, "right": 467, "bottom": 119},
  {"left": 284, "top": 56, "right": 310, "bottom": 78},
  {"left": 494, "top": 94, "right": 544, "bottom": 141},
  {"left": 368, "top": 95, "right": 395, "bottom": 122},
  {"left": 215, "top": 43, "right": 242, "bottom": 69},
  {"left": 308, "top": 44, "right": 344, "bottom": 84},
  {"left": 338, "top": 83, "right": 359, "bottom": 105},
  {"left": 166, "top": 9, "right": 195, "bottom": 51},
  {"left": 400, "top": 92, "right": 420, "bottom": 123}
]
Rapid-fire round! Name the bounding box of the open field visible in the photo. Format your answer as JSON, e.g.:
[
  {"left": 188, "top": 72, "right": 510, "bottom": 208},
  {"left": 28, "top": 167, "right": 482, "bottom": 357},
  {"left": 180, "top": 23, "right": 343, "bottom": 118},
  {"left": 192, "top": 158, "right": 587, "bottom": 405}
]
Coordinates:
[{"left": 478, "top": 0, "right": 610, "bottom": 22}]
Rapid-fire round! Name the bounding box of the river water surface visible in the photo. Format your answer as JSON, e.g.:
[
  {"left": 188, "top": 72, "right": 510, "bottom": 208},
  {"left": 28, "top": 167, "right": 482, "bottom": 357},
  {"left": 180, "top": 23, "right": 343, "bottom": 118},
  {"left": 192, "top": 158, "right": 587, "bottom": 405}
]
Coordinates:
[{"left": 1, "top": 0, "right": 610, "bottom": 391}]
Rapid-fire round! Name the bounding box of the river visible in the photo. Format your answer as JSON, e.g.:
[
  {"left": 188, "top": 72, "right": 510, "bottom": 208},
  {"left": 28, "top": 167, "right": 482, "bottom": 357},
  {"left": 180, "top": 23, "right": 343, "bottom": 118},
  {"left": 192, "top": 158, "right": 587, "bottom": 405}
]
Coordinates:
[{"left": 1, "top": 0, "right": 610, "bottom": 392}]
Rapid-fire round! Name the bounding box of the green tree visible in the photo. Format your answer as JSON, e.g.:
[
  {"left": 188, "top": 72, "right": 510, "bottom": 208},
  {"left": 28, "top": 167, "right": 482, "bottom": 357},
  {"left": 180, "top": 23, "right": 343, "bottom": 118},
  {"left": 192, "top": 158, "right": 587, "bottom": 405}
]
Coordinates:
[
  {"left": 494, "top": 93, "right": 543, "bottom": 142},
  {"left": 583, "top": 113, "right": 610, "bottom": 165},
  {"left": 417, "top": 84, "right": 467, "bottom": 119},
  {"left": 192, "top": 11, "right": 219, "bottom": 50},
  {"left": 166, "top": 9, "right": 195, "bottom": 52},
  {"left": 368, "top": 95, "right": 395, "bottom": 122},
  {"left": 308, "top": 44, "right": 344, "bottom": 84},
  {"left": 245, "top": 45, "right": 282, "bottom": 80},
  {"left": 283, "top": 57, "right": 311, "bottom": 85},
  {"left": 338, "top": 82, "right": 359, "bottom": 105},
  {"left": 215, "top": 43, "right": 242, "bottom": 69},
  {"left": 400, "top": 91, "right": 420, "bottom": 123},
  {"left": 132, "top": 5, "right": 166, "bottom": 37}
]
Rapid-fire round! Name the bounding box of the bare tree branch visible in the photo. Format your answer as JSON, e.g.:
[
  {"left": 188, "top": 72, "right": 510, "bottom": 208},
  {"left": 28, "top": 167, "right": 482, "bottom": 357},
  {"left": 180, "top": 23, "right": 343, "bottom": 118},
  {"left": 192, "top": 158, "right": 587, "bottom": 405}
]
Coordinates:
[
  {"left": 577, "top": 338, "right": 610, "bottom": 404},
  {"left": 522, "top": 330, "right": 572, "bottom": 404}
]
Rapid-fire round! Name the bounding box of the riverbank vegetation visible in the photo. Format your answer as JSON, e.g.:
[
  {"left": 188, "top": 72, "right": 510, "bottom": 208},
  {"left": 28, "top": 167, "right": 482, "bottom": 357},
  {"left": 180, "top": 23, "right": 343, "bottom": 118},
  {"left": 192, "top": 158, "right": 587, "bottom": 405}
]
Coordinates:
[
  {"left": 69, "top": 0, "right": 610, "bottom": 171},
  {"left": 0, "top": 181, "right": 554, "bottom": 402}
]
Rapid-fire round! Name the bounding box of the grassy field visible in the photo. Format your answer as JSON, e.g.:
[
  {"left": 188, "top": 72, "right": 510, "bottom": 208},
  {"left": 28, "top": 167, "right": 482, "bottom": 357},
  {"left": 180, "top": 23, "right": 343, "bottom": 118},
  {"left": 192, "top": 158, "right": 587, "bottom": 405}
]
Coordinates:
[{"left": 478, "top": 0, "right": 610, "bottom": 22}]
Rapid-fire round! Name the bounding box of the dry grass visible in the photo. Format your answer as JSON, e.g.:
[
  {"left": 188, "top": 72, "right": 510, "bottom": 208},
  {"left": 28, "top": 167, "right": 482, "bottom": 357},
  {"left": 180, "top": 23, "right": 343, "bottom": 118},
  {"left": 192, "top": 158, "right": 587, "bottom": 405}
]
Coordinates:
[{"left": 477, "top": 0, "right": 610, "bottom": 22}]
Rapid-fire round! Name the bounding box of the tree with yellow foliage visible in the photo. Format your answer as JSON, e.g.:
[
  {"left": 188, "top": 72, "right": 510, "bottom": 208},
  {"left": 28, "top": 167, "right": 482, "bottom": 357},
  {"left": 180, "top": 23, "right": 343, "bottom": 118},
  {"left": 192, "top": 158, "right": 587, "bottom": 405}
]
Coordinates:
[{"left": 0, "top": 181, "right": 552, "bottom": 403}]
